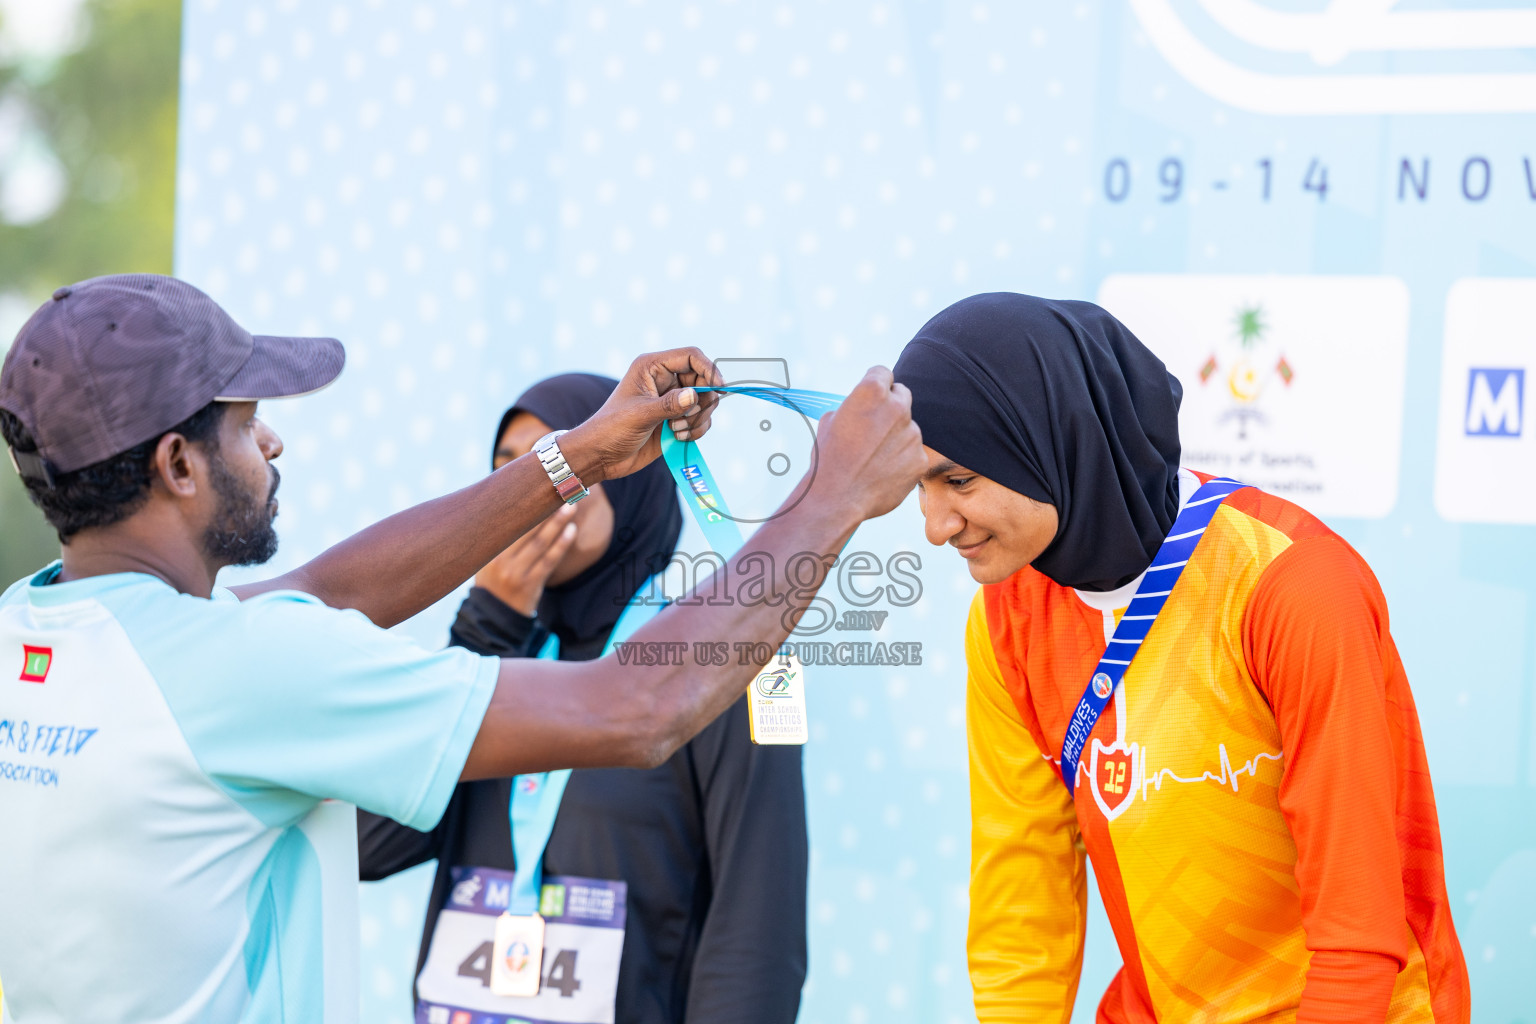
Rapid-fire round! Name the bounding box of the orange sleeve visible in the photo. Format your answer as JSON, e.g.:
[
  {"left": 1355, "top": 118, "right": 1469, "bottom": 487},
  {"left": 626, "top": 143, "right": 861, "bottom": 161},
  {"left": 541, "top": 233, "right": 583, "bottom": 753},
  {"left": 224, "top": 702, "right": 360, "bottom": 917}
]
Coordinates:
[
  {"left": 965, "top": 591, "right": 1087, "bottom": 1022},
  {"left": 1243, "top": 535, "right": 1407, "bottom": 1016},
  {"left": 1296, "top": 951, "right": 1398, "bottom": 1024}
]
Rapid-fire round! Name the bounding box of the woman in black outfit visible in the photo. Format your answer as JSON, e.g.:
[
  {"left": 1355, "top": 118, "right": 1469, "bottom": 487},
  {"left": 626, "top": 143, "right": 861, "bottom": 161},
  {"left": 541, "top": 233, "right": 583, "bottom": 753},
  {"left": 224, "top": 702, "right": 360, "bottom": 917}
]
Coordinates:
[{"left": 358, "top": 373, "right": 809, "bottom": 1024}]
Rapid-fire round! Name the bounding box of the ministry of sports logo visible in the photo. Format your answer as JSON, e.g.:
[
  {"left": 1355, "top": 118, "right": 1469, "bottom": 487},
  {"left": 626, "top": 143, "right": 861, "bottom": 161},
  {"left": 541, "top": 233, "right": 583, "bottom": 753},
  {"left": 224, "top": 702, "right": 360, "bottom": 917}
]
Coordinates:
[
  {"left": 1101, "top": 272, "right": 1409, "bottom": 521},
  {"left": 1196, "top": 303, "right": 1296, "bottom": 442}
]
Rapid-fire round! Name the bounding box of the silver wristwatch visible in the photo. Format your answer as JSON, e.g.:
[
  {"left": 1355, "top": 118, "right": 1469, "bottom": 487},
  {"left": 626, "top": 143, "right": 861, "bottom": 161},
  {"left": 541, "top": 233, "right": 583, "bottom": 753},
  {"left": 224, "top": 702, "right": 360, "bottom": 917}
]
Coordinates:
[{"left": 532, "top": 429, "right": 590, "bottom": 505}]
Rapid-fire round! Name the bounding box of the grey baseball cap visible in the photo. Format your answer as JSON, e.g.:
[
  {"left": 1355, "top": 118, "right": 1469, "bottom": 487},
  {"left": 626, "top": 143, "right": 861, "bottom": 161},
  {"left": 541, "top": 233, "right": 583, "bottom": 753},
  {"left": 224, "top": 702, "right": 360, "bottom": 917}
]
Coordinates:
[{"left": 0, "top": 273, "right": 344, "bottom": 485}]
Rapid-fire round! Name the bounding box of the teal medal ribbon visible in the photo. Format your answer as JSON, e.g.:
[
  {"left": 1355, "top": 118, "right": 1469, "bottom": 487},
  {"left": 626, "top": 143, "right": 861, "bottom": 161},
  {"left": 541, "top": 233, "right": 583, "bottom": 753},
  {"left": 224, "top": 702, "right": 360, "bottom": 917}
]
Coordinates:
[
  {"left": 692, "top": 385, "right": 843, "bottom": 418},
  {"left": 505, "top": 764, "right": 571, "bottom": 915},
  {"left": 506, "top": 576, "right": 666, "bottom": 915},
  {"left": 663, "top": 385, "right": 844, "bottom": 552},
  {"left": 507, "top": 385, "right": 847, "bottom": 913}
]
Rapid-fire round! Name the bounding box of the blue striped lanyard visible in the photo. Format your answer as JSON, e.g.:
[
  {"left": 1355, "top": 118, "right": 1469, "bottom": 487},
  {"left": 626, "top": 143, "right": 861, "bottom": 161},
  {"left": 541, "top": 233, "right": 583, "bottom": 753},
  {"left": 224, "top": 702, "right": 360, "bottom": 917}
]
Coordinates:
[
  {"left": 507, "top": 385, "right": 846, "bottom": 913},
  {"left": 1059, "top": 476, "right": 1248, "bottom": 796}
]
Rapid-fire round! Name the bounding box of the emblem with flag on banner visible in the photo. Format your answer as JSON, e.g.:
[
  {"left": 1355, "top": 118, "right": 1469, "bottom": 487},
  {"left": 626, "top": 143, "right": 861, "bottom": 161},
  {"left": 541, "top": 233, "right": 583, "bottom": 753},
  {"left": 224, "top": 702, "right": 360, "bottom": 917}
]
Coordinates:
[{"left": 1276, "top": 356, "right": 1294, "bottom": 386}]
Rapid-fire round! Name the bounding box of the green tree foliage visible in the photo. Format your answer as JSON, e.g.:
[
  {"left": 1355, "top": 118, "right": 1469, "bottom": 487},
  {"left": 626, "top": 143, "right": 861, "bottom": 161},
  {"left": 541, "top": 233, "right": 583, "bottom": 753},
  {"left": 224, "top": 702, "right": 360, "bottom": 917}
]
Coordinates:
[{"left": 0, "top": 0, "right": 180, "bottom": 582}]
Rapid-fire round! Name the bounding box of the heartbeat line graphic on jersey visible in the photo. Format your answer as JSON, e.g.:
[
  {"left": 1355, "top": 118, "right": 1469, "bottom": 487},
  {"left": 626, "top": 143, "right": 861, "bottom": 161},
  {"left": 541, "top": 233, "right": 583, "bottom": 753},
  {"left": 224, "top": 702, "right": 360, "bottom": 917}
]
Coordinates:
[
  {"left": 1046, "top": 665, "right": 1284, "bottom": 817},
  {"left": 1049, "top": 740, "right": 1285, "bottom": 818},
  {"left": 1137, "top": 743, "right": 1284, "bottom": 801}
]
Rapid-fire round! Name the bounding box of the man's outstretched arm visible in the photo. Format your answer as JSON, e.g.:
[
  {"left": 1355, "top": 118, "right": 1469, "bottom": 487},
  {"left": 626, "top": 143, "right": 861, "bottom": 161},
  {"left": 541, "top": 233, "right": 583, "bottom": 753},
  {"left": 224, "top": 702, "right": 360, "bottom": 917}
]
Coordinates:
[
  {"left": 231, "top": 347, "right": 721, "bottom": 627},
  {"left": 460, "top": 365, "right": 927, "bottom": 779}
]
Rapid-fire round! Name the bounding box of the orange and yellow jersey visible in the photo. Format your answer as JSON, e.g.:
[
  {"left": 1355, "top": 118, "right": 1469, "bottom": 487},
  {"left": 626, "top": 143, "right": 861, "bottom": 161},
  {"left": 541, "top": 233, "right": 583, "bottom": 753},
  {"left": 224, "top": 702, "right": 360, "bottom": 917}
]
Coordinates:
[{"left": 965, "top": 471, "right": 1469, "bottom": 1023}]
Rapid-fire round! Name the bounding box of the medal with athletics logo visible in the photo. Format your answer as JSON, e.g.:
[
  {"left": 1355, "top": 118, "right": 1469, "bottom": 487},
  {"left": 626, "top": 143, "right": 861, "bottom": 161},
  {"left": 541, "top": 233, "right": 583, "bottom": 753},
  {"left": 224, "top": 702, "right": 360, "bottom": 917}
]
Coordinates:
[
  {"left": 489, "top": 910, "right": 545, "bottom": 997},
  {"left": 748, "top": 651, "right": 808, "bottom": 745}
]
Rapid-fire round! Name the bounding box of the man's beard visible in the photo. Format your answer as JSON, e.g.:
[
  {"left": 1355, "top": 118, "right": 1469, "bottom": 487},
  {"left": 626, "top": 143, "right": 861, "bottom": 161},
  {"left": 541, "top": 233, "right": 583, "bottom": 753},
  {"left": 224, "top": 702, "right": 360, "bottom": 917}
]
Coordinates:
[{"left": 203, "top": 457, "right": 280, "bottom": 566}]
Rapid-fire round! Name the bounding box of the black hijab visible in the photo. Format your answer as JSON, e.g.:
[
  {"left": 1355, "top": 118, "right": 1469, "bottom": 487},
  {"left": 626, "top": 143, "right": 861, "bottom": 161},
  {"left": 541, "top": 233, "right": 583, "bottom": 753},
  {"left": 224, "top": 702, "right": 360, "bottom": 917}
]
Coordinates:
[
  {"left": 495, "top": 373, "right": 683, "bottom": 656},
  {"left": 892, "top": 292, "right": 1182, "bottom": 592}
]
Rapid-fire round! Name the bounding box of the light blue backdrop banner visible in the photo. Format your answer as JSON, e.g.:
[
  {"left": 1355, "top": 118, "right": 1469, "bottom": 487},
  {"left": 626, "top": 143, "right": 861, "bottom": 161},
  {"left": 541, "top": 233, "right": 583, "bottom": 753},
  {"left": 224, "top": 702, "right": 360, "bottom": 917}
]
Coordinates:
[{"left": 176, "top": 2, "right": 1536, "bottom": 1022}]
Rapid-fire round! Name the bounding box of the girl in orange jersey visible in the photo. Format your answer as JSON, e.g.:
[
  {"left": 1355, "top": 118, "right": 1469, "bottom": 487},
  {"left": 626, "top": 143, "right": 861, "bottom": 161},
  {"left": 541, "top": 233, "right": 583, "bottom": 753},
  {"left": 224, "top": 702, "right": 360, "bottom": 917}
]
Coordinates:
[{"left": 892, "top": 292, "right": 1468, "bottom": 1024}]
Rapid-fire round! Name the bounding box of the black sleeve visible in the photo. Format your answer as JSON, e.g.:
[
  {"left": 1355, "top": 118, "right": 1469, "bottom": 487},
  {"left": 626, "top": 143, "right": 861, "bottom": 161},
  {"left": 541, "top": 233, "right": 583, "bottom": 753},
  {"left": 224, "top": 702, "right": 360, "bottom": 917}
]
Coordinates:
[
  {"left": 448, "top": 586, "right": 549, "bottom": 658},
  {"left": 358, "top": 588, "right": 542, "bottom": 880},
  {"left": 683, "top": 698, "right": 809, "bottom": 1024},
  {"left": 357, "top": 808, "right": 444, "bottom": 881}
]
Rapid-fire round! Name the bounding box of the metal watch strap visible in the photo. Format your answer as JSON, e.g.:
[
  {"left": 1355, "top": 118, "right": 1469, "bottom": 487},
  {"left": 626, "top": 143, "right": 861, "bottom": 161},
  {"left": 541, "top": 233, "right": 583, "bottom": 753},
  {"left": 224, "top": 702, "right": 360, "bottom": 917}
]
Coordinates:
[{"left": 533, "top": 429, "right": 589, "bottom": 505}]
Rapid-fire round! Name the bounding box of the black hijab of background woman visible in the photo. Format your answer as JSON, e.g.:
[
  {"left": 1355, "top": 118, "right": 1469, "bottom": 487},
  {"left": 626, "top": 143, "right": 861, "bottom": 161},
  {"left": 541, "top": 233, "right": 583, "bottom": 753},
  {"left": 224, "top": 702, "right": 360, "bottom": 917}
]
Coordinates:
[
  {"left": 460, "top": 372, "right": 684, "bottom": 659},
  {"left": 893, "top": 291, "right": 1183, "bottom": 592}
]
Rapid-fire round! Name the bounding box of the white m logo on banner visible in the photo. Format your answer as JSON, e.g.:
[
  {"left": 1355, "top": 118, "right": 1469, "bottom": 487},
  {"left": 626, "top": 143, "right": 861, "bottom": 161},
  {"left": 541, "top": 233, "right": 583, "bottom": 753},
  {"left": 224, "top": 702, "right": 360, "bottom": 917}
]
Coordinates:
[{"left": 1465, "top": 368, "right": 1524, "bottom": 437}]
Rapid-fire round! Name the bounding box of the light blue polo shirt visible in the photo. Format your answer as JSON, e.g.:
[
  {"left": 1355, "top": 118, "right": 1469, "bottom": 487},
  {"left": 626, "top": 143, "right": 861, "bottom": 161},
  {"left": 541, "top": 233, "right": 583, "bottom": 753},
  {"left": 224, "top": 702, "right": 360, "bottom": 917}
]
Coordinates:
[{"left": 0, "top": 564, "right": 499, "bottom": 1023}]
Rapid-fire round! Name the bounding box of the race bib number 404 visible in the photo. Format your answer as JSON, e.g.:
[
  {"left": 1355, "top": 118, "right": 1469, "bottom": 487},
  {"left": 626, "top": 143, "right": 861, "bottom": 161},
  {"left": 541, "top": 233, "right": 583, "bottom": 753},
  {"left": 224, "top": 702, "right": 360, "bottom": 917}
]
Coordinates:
[{"left": 416, "top": 866, "right": 627, "bottom": 1024}]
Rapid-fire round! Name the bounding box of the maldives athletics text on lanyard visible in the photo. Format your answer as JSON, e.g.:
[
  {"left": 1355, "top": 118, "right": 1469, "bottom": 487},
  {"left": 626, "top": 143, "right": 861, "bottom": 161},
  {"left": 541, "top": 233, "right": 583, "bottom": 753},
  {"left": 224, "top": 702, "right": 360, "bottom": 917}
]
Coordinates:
[
  {"left": 486, "top": 385, "right": 845, "bottom": 1007},
  {"left": 1059, "top": 476, "right": 1249, "bottom": 795}
]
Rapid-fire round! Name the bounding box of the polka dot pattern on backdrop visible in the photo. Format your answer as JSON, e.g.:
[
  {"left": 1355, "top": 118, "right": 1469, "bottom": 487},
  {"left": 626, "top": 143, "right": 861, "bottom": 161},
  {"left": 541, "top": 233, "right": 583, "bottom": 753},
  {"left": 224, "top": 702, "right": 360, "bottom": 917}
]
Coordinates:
[{"left": 177, "top": 3, "right": 1125, "bottom": 1022}]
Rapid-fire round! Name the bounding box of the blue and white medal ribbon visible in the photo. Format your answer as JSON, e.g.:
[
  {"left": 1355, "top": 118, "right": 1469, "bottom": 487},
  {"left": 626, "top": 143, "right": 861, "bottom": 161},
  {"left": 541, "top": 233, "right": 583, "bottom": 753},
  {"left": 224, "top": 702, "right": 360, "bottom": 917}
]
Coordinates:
[{"left": 1059, "top": 476, "right": 1248, "bottom": 796}]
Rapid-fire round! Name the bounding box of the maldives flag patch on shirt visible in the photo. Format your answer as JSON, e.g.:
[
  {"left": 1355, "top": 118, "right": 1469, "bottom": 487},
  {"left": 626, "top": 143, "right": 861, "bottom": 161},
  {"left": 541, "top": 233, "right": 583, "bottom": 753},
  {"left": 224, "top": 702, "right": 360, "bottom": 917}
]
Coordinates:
[{"left": 20, "top": 645, "right": 52, "bottom": 683}]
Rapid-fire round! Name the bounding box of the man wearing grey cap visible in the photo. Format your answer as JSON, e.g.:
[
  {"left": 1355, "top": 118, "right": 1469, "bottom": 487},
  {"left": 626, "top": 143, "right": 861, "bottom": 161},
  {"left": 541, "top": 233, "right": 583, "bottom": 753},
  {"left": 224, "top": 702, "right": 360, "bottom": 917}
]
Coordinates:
[{"left": 0, "top": 274, "right": 926, "bottom": 1023}]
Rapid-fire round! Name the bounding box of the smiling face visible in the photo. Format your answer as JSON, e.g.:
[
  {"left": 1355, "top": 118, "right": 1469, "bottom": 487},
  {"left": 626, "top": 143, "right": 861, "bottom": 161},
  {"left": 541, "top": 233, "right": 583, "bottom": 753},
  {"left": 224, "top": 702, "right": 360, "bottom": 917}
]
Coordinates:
[{"left": 916, "top": 445, "right": 1059, "bottom": 585}]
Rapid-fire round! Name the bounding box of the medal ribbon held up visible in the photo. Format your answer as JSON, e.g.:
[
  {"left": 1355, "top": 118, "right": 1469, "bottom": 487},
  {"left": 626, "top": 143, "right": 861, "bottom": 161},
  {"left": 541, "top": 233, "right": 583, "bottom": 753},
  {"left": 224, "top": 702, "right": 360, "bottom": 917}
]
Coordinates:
[{"left": 500, "top": 385, "right": 847, "bottom": 995}]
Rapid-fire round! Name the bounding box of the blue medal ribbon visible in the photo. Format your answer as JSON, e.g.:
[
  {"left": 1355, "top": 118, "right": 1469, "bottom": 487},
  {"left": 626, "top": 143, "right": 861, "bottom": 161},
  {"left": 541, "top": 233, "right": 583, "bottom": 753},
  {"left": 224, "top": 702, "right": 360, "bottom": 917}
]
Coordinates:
[
  {"left": 691, "top": 384, "right": 844, "bottom": 419},
  {"left": 1059, "top": 476, "right": 1249, "bottom": 796},
  {"left": 665, "top": 385, "right": 845, "bottom": 553},
  {"left": 508, "top": 385, "right": 847, "bottom": 913},
  {"left": 506, "top": 763, "right": 570, "bottom": 915}
]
